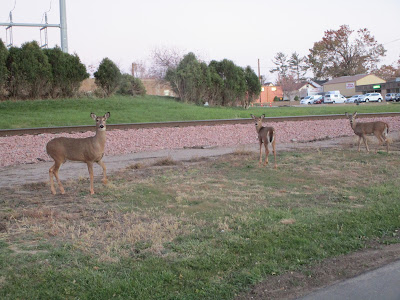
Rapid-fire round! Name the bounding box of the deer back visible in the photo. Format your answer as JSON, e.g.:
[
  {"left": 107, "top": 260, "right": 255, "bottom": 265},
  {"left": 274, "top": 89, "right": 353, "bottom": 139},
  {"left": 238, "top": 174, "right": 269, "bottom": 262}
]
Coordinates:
[
  {"left": 258, "top": 126, "right": 275, "bottom": 144},
  {"left": 354, "top": 121, "right": 387, "bottom": 136},
  {"left": 46, "top": 133, "right": 106, "bottom": 163}
]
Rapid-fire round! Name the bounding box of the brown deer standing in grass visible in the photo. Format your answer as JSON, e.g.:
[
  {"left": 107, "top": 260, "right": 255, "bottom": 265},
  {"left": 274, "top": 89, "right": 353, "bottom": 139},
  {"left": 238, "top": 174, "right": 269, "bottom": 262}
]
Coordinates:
[
  {"left": 251, "top": 114, "right": 277, "bottom": 168},
  {"left": 46, "top": 112, "right": 110, "bottom": 195},
  {"left": 345, "top": 112, "right": 389, "bottom": 153}
]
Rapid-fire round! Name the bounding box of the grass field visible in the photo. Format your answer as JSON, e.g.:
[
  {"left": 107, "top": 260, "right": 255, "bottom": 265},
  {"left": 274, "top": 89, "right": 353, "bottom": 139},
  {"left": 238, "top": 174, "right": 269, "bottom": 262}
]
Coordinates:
[
  {"left": 1, "top": 95, "right": 400, "bottom": 129},
  {"left": 1, "top": 148, "right": 399, "bottom": 299}
]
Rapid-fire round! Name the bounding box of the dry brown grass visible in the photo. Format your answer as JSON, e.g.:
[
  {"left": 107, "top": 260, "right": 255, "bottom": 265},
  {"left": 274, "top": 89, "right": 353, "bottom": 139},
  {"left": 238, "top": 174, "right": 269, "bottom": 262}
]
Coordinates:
[{"left": 152, "top": 157, "right": 181, "bottom": 166}]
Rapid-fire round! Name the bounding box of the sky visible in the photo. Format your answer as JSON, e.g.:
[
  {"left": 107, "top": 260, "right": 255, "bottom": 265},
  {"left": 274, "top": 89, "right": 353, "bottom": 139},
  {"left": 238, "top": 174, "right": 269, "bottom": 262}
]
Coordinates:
[{"left": 1, "top": 0, "right": 399, "bottom": 81}]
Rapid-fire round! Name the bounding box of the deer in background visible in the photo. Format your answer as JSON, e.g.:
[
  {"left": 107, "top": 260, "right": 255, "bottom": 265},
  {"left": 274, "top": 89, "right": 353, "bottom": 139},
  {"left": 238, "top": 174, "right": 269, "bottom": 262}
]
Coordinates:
[
  {"left": 345, "top": 112, "right": 389, "bottom": 153},
  {"left": 46, "top": 112, "right": 110, "bottom": 195},
  {"left": 251, "top": 114, "right": 277, "bottom": 168}
]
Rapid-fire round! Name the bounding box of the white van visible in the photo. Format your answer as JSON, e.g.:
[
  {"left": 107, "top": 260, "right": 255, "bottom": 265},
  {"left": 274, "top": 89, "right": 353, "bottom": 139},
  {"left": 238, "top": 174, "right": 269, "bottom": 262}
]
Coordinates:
[{"left": 323, "top": 93, "right": 346, "bottom": 104}]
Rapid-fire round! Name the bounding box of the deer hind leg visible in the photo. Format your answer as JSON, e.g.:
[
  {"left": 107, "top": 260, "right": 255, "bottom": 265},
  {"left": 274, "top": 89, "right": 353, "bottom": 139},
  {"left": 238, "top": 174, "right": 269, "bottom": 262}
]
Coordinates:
[
  {"left": 258, "top": 142, "right": 263, "bottom": 166},
  {"left": 49, "top": 161, "right": 64, "bottom": 195},
  {"left": 263, "top": 142, "right": 269, "bottom": 166},
  {"left": 97, "top": 160, "right": 108, "bottom": 185},
  {"left": 87, "top": 162, "right": 95, "bottom": 195},
  {"left": 374, "top": 133, "right": 384, "bottom": 153},
  {"left": 377, "top": 132, "right": 389, "bottom": 153},
  {"left": 272, "top": 139, "right": 277, "bottom": 169}
]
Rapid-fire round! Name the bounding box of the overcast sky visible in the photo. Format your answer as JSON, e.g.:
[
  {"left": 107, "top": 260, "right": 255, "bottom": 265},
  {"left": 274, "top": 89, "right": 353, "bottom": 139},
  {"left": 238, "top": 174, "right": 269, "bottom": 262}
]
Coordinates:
[{"left": 1, "top": 0, "right": 399, "bottom": 81}]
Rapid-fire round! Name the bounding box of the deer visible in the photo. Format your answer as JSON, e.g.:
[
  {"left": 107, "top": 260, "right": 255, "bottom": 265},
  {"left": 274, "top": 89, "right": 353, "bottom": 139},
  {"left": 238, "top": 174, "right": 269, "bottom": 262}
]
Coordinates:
[
  {"left": 250, "top": 114, "right": 277, "bottom": 168},
  {"left": 46, "top": 112, "right": 110, "bottom": 195},
  {"left": 345, "top": 112, "right": 389, "bottom": 153}
]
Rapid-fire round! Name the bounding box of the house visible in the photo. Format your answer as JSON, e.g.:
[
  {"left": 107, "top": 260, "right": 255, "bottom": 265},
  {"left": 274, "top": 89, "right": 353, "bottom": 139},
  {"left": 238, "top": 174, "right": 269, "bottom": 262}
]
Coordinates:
[
  {"left": 294, "top": 80, "right": 323, "bottom": 99},
  {"left": 323, "top": 74, "right": 386, "bottom": 97}
]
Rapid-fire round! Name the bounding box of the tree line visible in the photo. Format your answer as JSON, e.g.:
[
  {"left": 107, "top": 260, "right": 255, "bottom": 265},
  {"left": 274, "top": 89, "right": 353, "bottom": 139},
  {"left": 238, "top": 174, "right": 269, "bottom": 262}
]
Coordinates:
[
  {"left": 165, "top": 52, "right": 261, "bottom": 108},
  {"left": 0, "top": 40, "right": 146, "bottom": 100}
]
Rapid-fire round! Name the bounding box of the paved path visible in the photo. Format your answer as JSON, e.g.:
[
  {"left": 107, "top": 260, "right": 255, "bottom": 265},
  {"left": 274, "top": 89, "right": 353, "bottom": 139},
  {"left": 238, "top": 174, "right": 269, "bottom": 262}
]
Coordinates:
[
  {"left": 0, "top": 136, "right": 356, "bottom": 189},
  {"left": 298, "top": 260, "right": 400, "bottom": 300}
]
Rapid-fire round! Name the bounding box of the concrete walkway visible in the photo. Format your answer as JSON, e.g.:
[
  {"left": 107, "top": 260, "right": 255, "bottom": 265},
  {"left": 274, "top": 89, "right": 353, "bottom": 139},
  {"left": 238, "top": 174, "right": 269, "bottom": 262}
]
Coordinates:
[{"left": 298, "top": 260, "right": 400, "bottom": 300}]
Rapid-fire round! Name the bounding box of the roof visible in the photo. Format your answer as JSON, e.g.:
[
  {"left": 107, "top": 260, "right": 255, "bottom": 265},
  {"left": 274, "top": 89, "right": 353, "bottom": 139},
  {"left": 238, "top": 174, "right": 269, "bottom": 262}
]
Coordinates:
[{"left": 324, "top": 74, "right": 369, "bottom": 85}]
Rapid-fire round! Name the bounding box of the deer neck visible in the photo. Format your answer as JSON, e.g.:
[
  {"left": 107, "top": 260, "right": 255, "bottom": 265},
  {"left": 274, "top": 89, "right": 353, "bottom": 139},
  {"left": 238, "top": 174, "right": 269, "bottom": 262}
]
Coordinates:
[
  {"left": 350, "top": 120, "right": 357, "bottom": 131},
  {"left": 256, "top": 123, "right": 263, "bottom": 133},
  {"left": 94, "top": 129, "right": 107, "bottom": 147}
]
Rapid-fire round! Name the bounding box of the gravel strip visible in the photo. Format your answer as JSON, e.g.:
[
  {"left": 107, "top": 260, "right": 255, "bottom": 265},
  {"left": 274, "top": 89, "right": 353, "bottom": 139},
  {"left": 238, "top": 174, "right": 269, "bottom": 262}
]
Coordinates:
[{"left": 1, "top": 117, "right": 399, "bottom": 167}]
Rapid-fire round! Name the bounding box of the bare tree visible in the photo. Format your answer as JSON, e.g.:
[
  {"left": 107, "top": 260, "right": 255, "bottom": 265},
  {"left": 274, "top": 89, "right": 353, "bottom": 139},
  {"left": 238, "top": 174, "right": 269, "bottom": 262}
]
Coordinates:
[
  {"left": 276, "top": 73, "right": 298, "bottom": 101},
  {"left": 148, "top": 46, "right": 183, "bottom": 79}
]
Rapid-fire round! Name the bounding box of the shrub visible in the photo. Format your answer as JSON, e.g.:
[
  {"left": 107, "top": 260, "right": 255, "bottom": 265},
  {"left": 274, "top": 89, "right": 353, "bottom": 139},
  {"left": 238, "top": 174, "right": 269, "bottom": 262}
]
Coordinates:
[
  {"left": 294, "top": 95, "right": 299, "bottom": 101},
  {"left": 117, "top": 74, "right": 146, "bottom": 96},
  {"left": 0, "top": 39, "right": 8, "bottom": 98},
  {"left": 44, "top": 47, "right": 88, "bottom": 98},
  {"left": 6, "top": 41, "right": 52, "bottom": 99},
  {"left": 94, "top": 58, "right": 121, "bottom": 97},
  {"left": 273, "top": 96, "right": 280, "bottom": 102}
]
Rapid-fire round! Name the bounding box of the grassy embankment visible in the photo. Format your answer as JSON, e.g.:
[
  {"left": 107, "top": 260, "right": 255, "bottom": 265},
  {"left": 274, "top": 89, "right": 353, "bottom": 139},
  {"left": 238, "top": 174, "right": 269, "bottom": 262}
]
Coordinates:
[{"left": 1, "top": 95, "right": 399, "bottom": 129}]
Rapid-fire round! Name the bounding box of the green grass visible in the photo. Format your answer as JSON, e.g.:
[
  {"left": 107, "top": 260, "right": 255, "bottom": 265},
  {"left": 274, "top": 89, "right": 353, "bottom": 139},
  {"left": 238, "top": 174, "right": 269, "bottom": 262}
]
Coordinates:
[
  {"left": 1, "top": 149, "right": 399, "bottom": 299},
  {"left": 1, "top": 95, "right": 399, "bottom": 129}
]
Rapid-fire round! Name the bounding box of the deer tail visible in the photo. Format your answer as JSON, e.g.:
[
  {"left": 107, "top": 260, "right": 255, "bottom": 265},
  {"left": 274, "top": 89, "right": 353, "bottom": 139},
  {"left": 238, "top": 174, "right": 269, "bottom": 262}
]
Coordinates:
[{"left": 269, "top": 129, "right": 275, "bottom": 143}]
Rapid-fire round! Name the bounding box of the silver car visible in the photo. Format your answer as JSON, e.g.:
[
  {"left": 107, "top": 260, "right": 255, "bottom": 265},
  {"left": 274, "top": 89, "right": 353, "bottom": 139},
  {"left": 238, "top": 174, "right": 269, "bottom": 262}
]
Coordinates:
[{"left": 385, "top": 93, "right": 397, "bottom": 101}]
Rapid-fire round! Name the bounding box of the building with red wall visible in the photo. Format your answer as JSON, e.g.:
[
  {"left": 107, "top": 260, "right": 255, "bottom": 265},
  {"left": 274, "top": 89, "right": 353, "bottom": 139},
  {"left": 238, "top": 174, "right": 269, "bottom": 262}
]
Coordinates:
[{"left": 258, "top": 83, "right": 283, "bottom": 104}]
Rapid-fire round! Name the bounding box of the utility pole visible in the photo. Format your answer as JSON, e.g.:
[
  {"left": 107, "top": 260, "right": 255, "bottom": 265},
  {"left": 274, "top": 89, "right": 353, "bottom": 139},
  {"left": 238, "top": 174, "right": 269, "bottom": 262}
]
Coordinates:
[
  {"left": 59, "top": 0, "right": 68, "bottom": 53},
  {"left": 0, "top": 0, "right": 69, "bottom": 53},
  {"left": 258, "top": 59, "right": 262, "bottom": 103}
]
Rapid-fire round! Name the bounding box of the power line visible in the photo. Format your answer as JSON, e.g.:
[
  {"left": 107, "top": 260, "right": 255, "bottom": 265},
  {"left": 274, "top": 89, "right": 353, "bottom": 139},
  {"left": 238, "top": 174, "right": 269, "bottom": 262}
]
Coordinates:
[{"left": 384, "top": 38, "right": 400, "bottom": 45}]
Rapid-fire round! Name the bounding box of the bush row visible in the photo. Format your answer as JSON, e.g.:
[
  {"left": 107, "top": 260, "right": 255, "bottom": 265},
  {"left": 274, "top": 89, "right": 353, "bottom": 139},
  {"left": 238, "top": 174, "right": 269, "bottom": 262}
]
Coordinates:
[
  {"left": 0, "top": 40, "right": 146, "bottom": 100},
  {"left": 0, "top": 40, "right": 88, "bottom": 99}
]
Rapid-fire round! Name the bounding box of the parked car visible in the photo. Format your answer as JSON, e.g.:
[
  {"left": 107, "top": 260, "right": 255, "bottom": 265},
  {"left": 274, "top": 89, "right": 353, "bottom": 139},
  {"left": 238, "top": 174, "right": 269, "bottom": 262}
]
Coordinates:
[
  {"left": 395, "top": 93, "right": 400, "bottom": 102},
  {"left": 385, "top": 93, "right": 397, "bottom": 101},
  {"left": 300, "top": 95, "right": 322, "bottom": 105},
  {"left": 324, "top": 94, "right": 346, "bottom": 104},
  {"left": 363, "top": 93, "right": 383, "bottom": 102},
  {"left": 356, "top": 94, "right": 366, "bottom": 103},
  {"left": 346, "top": 95, "right": 362, "bottom": 103},
  {"left": 314, "top": 97, "right": 324, "bottom": 104},
  {"left": 300, "top": 96, "right": 315, "bottom": 105}
]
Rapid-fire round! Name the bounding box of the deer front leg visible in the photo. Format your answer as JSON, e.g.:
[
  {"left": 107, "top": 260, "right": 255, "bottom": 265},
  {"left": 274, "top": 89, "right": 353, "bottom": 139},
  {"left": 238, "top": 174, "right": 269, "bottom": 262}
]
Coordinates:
[
  {"left": 357, "top": 136, "right": 362, "bottom": 152},
  {"left": 362, "top": 135, "right": 370, "bottom": 152},
  {"left": 97, "top": 160, "right": 108, "bottom": 185},
  {"left": 259, "top": 142, "right": 263, "bottom": 166},
  {"left": 87, "top": 162, "right": 95, "bottom": 195}
]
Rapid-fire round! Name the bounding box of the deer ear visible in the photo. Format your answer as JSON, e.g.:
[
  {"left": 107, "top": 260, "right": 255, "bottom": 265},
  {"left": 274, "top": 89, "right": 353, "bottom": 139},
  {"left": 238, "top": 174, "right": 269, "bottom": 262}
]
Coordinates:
[
  {"left": 250, "top": 114, "right": 255, "bottom": 119},
  {"left": 90, "top": 113, "right": 97, "bottom": 120},
  {"left": 345, "top": 112, "right": 348, "bottom": 117},
  {"left": 104, "top": 112, "right": 110, "bottom": 119},
  {"left": 262, "top": 114, "right": 265, "bottom": 118},
  {"left": 353, "top": 112, "right": 357, "bottom": 117}
]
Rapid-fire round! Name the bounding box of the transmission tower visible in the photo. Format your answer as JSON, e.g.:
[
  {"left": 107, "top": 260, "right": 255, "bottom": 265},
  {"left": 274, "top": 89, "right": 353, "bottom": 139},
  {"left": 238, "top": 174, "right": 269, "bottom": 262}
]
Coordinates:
[{"left": 0, "top": 0, "right": 68, "bottom": 53}]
